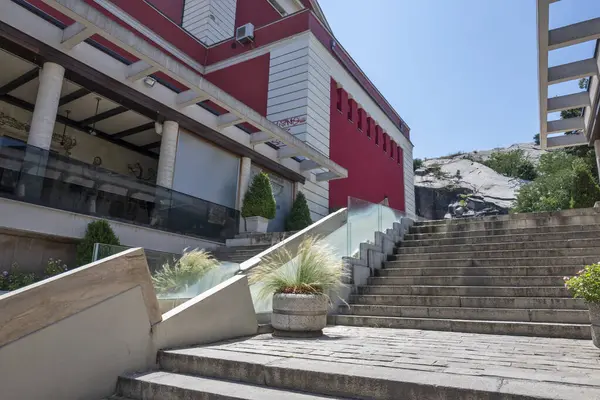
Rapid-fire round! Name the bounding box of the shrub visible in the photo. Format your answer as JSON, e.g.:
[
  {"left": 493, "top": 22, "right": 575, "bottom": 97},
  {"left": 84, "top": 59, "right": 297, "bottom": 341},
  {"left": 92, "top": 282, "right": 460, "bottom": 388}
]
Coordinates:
[
  {"left": 44, "top": 258, "right": 69, "bottom": 278},
  {"left": 152, "top": 249, "right": 219, "bottom": 295},
  {"left": 0, "top": 264, "right": 36, "bottom": 291},
  {"left": 484, "top": 149, "right": 537, "bottom": 181},
  {"left": 286, "top": 192, "right": 312, "bottom": 231},
  {"left": 564, "top": 263, "right": 600, "bottom": 303},
  {"left": 241, "top": 172, "right": 276, "bottom": 219},
  {"left": 570, "top": 159, "right": 600, "bottom": 209},
  {"left": 513, "top": 170, "right": 574, "bottom": 213},
  {"left": 248, "top": 236, "right": 347, "bottom": 299},
  {"left": 413, "top": 158, "right": 424, "bottom": 171},
  {"left": 76, "top": 220, "right": 120, "bottom": 266},
  {"left": 537, "top": 151, "right": 576, "bottom": 176}
]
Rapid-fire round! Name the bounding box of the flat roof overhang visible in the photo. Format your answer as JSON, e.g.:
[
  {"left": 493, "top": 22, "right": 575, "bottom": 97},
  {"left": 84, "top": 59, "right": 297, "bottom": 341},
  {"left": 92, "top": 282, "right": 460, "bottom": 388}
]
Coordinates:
[
  {"left": 2, "top": 0, "right": 349, "bottom": 184},
  {"left": 536, "top": 0, "right": 600, "bottom": 150}
]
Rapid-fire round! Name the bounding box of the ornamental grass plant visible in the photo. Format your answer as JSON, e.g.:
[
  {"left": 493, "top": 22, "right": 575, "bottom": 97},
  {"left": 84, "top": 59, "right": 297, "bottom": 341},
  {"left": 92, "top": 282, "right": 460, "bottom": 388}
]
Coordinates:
[
  {"left": 248, "top": 236, "right": 347, "bottom": 300},
  {"left": 152, "top": 248, "right": 219, "bottom": 295}
]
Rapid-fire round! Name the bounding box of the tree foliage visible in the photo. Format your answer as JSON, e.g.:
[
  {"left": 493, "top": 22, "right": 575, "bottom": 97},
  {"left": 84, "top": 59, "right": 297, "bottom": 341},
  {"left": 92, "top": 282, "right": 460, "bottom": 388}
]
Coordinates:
[
  {"left": 76, "top": 220, "right": 120, "bottom": 266},
  {"left": 241, "top": 172, "right": 277, "bottom": 219},
  {"left": 413, "top": 158, "right": 424, "bottom": 171},
  {"left": 285, "top": 192, "right": 313, "bottom": 231},
  {"left": 570, "top": 159, "right": 600, "bottom": 209},
  {"left": 484, "top": 149, "right": 537, "bottom": 181},
  {"left": 513, "top": 151, "right": 600, "bottom": 213}
]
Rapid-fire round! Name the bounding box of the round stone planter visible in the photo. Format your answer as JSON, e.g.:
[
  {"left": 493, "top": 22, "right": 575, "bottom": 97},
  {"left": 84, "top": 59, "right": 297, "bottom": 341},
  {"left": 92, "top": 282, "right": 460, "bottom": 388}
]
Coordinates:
[
  {"left": 588, "top": 303, "right": 600, "bottom": 349},
  {"left": 271, "top": 293, "right": 328, "bottom": 337}
]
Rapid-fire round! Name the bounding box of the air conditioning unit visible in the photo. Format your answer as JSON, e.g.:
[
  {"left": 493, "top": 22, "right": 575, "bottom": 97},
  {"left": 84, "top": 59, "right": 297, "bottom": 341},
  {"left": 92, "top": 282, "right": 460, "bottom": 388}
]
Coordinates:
[{"left": 236, "top": 23, "right": 255, "bottom": 44}]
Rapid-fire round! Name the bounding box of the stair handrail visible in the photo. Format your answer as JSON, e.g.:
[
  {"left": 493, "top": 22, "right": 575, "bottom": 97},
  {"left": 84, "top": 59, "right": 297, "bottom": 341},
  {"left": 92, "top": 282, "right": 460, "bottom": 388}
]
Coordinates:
[{"left": 238, "top": 207, "right": 348, "bottom": 273}]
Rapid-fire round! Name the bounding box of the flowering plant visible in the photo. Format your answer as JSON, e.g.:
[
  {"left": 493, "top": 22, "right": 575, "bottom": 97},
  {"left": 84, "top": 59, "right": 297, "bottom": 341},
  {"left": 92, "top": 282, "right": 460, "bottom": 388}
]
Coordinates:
[{"left": 564, "top": 263, "right": 600, "bottom": 303}]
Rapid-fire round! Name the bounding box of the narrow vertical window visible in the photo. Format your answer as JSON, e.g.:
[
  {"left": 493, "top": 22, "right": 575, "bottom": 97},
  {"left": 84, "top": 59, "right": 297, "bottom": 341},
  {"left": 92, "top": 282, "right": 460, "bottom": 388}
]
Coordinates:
[
  {"left": 397, "top": 146, "right": 402, "bottom": 164},
  {"left": 358, "top": 109, "right": 363, "bottom": 130},
  {"left": 366, "top": 118, "right": 372, "bottom": 137},
  {"left": 336, "top": 88, "right": 342, "bottom": 111},
  {"left": 348, "top": 99, "right": 353, "bottom": 121},
  {"left": 375, "top": 126, "right": 380, "bottom": 145},
  {"left": 390, "top": 141, "right": 395, "bottom": 159},
  {"left": 383, "top": 133, "right": 387, "bottom": 152}
]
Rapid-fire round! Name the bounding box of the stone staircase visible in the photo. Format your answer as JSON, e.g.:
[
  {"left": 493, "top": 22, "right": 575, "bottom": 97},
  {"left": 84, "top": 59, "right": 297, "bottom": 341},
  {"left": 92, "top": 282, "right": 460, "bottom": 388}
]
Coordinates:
[
  {"left": 330, "top": 209, "right": 600, "bottom": 339},
  {"left": 210, "top": 244, "right": 271, "bottom": 263}
]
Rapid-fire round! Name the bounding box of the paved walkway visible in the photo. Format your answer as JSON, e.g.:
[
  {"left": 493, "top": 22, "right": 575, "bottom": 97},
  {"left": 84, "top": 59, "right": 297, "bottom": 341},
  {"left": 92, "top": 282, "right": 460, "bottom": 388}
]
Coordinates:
[{"left": 203, "top": 326, "right": 600, "bottom": 398}]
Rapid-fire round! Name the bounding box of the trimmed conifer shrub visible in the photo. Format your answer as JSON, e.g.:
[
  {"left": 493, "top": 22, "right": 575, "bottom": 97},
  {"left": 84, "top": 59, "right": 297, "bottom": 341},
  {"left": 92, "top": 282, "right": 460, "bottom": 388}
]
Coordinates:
[
  {"left": 76, "top": 220, "right": 120, "bottom": 266},
  {"left": 241, "top": 172, "right": 276, "bottom": 219},
  {"left": 285, "top": 191, "right": 312, "bottom": 231}
]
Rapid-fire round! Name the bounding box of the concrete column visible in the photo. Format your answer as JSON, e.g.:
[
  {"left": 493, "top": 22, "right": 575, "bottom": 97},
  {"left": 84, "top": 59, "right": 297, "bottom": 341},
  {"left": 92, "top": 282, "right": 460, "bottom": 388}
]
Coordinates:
[
  {"left": 156, "top": 120, "right": 179, "bottom": 189},
  {"left": 28, "top": 62, "right": 65, "bottom": 150},
  {"left": 237, "top": 157, "right": 252, "bottom": 232},
  {"left": 237, "top": 157, "right": 252, "bottom": 209}
]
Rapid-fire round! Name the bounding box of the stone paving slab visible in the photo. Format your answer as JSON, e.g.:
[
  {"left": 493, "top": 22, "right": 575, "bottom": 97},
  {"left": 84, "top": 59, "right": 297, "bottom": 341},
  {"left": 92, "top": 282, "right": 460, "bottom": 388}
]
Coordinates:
[{"left": 185, "top": 325, "right": 600, "bottom": 399}]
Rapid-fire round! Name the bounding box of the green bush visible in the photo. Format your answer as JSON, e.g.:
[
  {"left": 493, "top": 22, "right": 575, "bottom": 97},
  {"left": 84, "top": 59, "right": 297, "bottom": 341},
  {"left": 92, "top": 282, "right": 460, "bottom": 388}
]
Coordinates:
[
  {"left": 565, "top": 263, "right": 600, "bottom": 303},
  {"left": 570, "top": 159, "right": 600, "bottom": 209},
  {"left": 44, "top": 258, "right": 69, "bottom": 278},
  {"left": 76, "top": 220, "right": 120, "bottom": 266},
  {"left": 0, "top": 264, "right": 36, "bottom": 291},
  {"left": 286, "top": 192, "right": 312, "bottom": 231},
  {"left": 513, "top": 170, "right": 574, "bottom": 213},
  {"left": 484, "top": 149, "right": 537, "bottom": 181},
  {"left": 413, "top": 158, "right": 424, "bottom": 171},
  {"left": 241, "top": 172, "right": 276, "bottom": 219}
]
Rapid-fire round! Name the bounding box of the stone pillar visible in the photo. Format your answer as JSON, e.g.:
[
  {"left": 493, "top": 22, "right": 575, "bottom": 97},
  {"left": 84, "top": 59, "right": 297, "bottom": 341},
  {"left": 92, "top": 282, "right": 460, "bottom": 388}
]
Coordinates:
[
  {"left": 156, "top": 121, "right": 179, "bottom": 189},
  {"left": 237, "top": 157, "right": 252, "bottom": 232},
  {"left": 28, "top": 62, "right": 65, "bottom": 150},
  {"left": 237, "top": 156, "right": 252, "bottom": 209}
]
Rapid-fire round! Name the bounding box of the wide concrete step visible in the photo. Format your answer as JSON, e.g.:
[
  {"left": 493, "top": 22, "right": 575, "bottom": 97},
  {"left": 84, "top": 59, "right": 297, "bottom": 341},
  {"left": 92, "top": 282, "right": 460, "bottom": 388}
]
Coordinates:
[
  {"left": 330, "top": 315, "right": 591, "bottom": 339},
  {"left": 377, "top": 265, "right": 582, "bottom": 277},
  {"left": 349, "top": 295, "right": 587, "bottom": 309},
  {"left": 392, "top": 247, "right": 600, "bottom": 261},
  {"left": 118, "top": 372, "right": 339, "bottom": 399},
  {"left": 341, "top": 305, "right": 590, "bottom": 324},
  {"left": 416, "top": 208, "right": 600, "bottom": 227},
  {"left": 357, "top": 285, "right": 570, "bottom": 297},
  {"left": 368, "top": 276, "right": 566, "bottom": 287},
  {"left": 384, "top": 255, "right": 596, "bottom": 268},
  {"left": 410, "top": 213, "right": 600, "bottom": 234},
  {"left": 153, "top": 347, "right": 581, "bottom": 400},
  {"left": 397, "top": 236, "right": 600, "bottom": 253},
  {"left": 404, "top": 224, "right": 600, "bottom": 241}
]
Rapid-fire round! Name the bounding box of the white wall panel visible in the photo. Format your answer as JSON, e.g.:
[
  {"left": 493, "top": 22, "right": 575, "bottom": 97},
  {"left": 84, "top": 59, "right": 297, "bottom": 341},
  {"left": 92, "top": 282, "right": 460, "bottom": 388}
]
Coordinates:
[{"left": 183, "top": 0, "right": 237, "bottom": 45}]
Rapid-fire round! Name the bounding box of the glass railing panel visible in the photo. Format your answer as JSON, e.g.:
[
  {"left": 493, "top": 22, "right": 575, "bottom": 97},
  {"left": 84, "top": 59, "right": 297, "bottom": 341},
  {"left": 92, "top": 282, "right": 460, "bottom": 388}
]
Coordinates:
[
  {"left": 0, "top": 142, "right": 239, "bottom": 241},
  {"left": 346, "top": 196, "right": 381, "bottom": 257},
  {"left": 92, "top": 243, "right": 241, "bottom": 312}
]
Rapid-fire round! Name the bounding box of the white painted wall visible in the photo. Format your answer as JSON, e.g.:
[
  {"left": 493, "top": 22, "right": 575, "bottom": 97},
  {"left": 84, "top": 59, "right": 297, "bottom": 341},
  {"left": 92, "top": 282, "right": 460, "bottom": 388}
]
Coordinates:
[
  {"left": 267, "top": 34, "right": 331, "bottom": 220},
  {"left": 182, "top": 0, "right": 237, "bottom": 45}
]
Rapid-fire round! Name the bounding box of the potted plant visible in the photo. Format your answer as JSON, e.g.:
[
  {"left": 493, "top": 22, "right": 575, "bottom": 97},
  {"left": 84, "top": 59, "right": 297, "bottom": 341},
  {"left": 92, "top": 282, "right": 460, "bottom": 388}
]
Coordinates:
[
  {"left": 564, "top": 262, "right": 600, "bottom": 348},
  {"left": 248, "top": 236, "right": 346, "bottom": 337},
  {"left": 152, "top": 248, "right": 219, "bottom": 313},
  {"left": 285, "top": 191, "right": 313, "bottom": 231},
  {"left": 241, "top": 172, "right": 276, "bottom": 233}
]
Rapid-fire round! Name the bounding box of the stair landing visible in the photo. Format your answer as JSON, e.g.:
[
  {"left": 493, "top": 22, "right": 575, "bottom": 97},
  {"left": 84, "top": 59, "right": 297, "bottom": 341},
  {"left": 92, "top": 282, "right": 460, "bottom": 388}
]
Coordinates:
[{"left": 118, "top": 326, "right": 600, "bottom": 400}]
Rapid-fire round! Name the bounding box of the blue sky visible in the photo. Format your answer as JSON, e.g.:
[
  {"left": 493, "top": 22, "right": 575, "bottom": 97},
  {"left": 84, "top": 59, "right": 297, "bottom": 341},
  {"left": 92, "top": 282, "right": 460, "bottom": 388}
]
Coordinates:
[{"left": 319, "top": 0, "right": 600, "bottom": 159}]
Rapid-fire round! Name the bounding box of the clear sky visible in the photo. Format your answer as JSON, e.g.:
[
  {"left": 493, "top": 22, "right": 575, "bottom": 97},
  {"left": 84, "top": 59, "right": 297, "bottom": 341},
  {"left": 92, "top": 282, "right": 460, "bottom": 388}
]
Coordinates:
[{"left": 318, "top": 0, "right": 600, "bottom": 159}]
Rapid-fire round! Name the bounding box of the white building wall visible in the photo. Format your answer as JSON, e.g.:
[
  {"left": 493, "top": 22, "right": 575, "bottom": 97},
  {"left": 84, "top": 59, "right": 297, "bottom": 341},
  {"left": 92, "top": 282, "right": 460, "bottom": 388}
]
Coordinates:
[
  {"left": 267, "top": 34, "right": 332, "bottom": 221},
  {"left": 182, "top": 0, "right": 237, "bottom": 45}
]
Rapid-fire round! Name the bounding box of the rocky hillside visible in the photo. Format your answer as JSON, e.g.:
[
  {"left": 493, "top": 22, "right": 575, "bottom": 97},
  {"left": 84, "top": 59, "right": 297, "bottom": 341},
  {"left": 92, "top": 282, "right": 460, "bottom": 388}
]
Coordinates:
[{"left": 415, "top": 143, "right": 548, "bottom": 220}]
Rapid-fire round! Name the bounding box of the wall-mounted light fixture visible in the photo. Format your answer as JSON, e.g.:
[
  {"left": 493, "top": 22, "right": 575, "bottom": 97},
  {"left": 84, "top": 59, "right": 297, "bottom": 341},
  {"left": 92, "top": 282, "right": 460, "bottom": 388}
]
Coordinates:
[{"left": 143, "top": 76, "right": 156, "bottom": 88}]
